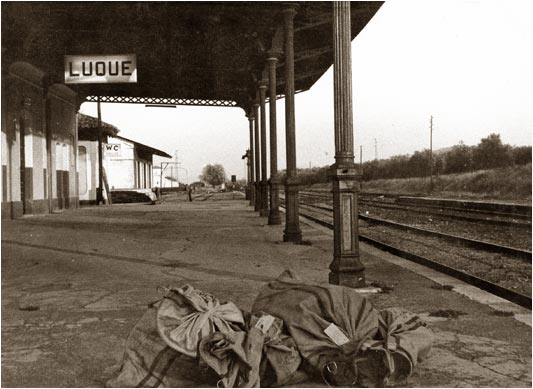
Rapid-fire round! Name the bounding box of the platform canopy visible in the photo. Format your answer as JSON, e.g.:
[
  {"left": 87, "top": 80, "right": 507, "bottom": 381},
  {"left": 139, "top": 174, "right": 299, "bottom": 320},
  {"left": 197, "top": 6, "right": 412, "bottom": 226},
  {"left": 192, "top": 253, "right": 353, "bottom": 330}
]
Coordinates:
[{"left": 2, "top": 1, "right": 382, "bottom": 111}]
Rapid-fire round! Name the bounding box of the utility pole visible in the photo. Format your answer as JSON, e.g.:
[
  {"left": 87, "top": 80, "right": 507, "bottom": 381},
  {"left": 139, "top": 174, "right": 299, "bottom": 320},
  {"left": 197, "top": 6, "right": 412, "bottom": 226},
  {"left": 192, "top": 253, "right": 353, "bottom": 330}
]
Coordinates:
[
  {"left": 374, "top": 138, "right": 378, "bottom": 160},
  {"left": 175, "top": 150, "right": 179, "bottom": 187},
  {"left": 429, "top": 115, "right": 434, "bottom": 192},
  {"left": 97, "top": 96, "right": 104, "bottom": 205}
]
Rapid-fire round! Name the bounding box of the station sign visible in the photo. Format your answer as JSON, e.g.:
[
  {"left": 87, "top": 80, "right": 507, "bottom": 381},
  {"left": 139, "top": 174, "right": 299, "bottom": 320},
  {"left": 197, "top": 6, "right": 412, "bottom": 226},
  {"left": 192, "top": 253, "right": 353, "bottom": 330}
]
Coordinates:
[
  {"left": 104, "top": 143, "right": 121, "bottom": 157},
  {"left": 64, "top": 54, "right": 137, "bottom": 84}
]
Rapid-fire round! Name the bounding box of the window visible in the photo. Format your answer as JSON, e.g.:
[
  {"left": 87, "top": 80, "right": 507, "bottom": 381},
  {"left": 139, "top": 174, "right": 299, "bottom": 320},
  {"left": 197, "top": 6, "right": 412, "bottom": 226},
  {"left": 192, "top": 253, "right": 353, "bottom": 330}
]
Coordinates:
[{"left": 78, "top": 146, "right": 87, "bottom": 195}]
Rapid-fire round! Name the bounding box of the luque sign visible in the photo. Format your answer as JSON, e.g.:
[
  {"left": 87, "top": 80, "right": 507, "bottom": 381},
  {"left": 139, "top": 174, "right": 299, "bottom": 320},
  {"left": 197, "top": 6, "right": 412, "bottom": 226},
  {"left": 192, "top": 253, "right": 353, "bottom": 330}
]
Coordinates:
[{"left": 64, "top": 54, "right": 137, "bottom": 84}]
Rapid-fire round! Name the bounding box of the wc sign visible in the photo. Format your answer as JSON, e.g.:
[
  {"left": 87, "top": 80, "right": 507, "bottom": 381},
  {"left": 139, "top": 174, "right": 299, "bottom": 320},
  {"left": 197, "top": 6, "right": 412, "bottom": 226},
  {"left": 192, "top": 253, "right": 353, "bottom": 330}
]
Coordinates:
[
  {"left": 64, "top": 54, "right": 137, "bottom": 84},
  {"left": 104, "top": 143, "right": 121, "bottom": 157}
]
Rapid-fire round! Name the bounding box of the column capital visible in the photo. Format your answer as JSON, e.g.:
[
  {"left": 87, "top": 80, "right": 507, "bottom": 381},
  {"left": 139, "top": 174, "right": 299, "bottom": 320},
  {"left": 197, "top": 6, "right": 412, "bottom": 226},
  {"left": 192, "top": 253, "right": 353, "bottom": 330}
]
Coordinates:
[
  {"left": 258, "top": 80, "right": 268, "bottom": 90},
  {"left": 282, "top": 3, "right": 299, "bottom": 17},
  {"left": 266, "top": 50, "right": 282, "bottom": 62},
  {"left": 246, "top": 106, "right": 254, "bottom": 119}
]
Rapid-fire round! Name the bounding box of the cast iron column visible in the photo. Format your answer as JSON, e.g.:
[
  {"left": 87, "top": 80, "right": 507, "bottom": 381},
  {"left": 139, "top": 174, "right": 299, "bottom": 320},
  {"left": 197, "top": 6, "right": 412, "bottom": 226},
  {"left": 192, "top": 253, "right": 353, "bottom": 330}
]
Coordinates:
[
  {"left": 253, "top": 101, "right": 261, "bottom": 212},
  {"left": 267, "top": 52, "right": 282, "bottom": 225},
  {"left": 243, "top": 150, "right": 250, "bottom": 201},
  {"left": 247, "top": 113, "right": 256, "bottom": 207},
  {"left": 243, "top": 148, "right": 250, "bottom": 200},
  {"left": 259, "top": 81, "right": 269, "bottom": 217},
  {"left": 329, "top": 1, "right": 365, "bottom": 287},
  {"left": 283, "top": 5, "right": 302, "bottom": 242},
  {"left": 246, "top": 149, "right": 252, "bottom": 201}
]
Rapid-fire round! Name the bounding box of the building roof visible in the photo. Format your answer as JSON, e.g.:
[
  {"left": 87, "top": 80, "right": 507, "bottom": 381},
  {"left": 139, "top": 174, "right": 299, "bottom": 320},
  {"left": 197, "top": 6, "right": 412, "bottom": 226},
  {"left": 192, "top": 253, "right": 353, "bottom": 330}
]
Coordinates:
[
  {"left": 77, "top": 113, "right": 171, "bottom": 158},
  {"left": 77, "top": 113, "right": 120, "bottom": 140},
  {"left": 114, "top": 135, "right": 172, "bottom": 159},
  {"left": 3, "top": 2, "right": 383, "bottom": 112}
]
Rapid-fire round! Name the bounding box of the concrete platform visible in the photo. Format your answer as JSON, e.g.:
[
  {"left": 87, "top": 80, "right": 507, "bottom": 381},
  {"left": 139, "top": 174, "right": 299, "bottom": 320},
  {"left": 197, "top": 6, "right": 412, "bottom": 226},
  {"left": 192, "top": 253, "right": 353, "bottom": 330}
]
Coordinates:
[{"left": 1, "top": 192, "right": 531, "bottom": 387}]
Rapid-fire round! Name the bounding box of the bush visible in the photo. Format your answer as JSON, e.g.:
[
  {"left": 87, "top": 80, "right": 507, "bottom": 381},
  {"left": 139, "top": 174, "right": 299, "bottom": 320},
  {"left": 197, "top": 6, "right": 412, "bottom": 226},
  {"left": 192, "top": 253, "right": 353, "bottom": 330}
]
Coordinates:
[
  {"left": 359, "top": 164, "right": 531, "bottom": 201},
  {"left": 512, "top": 146, "right": 532, "bottom": 165},
  {"left": 408, "top": 150, "right": 432, "bottom": 178},
  {"left": 278, "top": 134, "right": 528, "bottom": 188},
  {"left": 444, "top": 143, "right": 474, "bottom": 174},
  {"left": 472, "top": 133, "right": 513, "bottom": 170}
]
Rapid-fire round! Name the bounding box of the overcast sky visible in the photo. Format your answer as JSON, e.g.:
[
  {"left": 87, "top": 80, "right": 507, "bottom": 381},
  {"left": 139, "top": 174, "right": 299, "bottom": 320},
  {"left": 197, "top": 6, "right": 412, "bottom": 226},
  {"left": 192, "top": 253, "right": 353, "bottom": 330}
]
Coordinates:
[{"left": 80, "top": 0, "right": 533, "bottom": 183}]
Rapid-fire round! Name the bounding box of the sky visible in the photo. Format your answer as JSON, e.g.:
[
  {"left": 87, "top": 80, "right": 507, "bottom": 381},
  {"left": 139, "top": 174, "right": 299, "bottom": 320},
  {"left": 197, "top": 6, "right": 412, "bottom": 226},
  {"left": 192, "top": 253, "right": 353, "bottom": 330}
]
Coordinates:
[{"left": 80, "top": 0, "right": 533, "bottom": 183}]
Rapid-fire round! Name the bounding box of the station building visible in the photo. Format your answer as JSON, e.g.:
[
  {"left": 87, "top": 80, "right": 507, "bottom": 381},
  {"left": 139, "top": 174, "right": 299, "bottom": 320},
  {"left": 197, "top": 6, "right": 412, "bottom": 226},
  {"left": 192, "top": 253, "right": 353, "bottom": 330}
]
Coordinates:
[
  {"left": 2, "top": 62, "right": 79, "bottom": 219},
  {"left": 77, "top": 113, "right": 171, "bottom": 204},
  {"left": 0, "top": 60, "right": 171, "bottom": 217}
]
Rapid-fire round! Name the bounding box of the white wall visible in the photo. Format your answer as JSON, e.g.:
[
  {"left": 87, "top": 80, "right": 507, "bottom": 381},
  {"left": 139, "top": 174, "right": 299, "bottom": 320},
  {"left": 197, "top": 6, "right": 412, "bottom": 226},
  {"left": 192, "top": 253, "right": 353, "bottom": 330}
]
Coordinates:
[{"left": 104, "top": 137, "right": 136, "bottom": 190}]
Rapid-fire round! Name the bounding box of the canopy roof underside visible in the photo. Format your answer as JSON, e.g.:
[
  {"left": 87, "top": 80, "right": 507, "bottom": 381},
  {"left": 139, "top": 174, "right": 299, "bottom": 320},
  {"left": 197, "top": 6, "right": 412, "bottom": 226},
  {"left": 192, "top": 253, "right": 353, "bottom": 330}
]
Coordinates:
[{"left": 2, "top": 2, "right": 382, "bottom": 111}]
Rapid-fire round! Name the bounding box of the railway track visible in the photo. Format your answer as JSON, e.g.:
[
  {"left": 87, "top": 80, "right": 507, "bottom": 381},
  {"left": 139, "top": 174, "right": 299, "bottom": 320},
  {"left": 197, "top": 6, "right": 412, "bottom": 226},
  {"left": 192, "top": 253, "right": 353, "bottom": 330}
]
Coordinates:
[
  {"left": 298, "top": 190, "right": 531, "bottom": 227},
  {"left": 279, "top": 197, "right": 531, "bottom": 309},
  {"left": 359, "top": 200, "right": 531, "bottom": 229},
  {"left": 296, "top": 191, "right": 532, "bottom": 251},
  {"left": 303, "top": 202, "right": 531, "bottom": 260},
  {"left": 193, "top": 192, "right": 216, "bottom": 201}
]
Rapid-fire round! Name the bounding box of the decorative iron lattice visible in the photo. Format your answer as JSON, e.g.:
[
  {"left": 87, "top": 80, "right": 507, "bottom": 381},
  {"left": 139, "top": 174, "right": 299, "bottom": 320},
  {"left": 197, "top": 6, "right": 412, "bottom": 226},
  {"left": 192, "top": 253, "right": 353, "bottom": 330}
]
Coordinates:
[{"left": 85, "top": 95, "right": 238, "bottom": 107}]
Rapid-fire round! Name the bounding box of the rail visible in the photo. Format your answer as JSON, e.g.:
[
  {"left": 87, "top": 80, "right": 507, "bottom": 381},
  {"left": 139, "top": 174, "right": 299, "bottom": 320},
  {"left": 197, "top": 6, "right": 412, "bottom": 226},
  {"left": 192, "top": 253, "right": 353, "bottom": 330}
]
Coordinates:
[{"left": 286, "top": 203, "right": 531, "bottom": 309}]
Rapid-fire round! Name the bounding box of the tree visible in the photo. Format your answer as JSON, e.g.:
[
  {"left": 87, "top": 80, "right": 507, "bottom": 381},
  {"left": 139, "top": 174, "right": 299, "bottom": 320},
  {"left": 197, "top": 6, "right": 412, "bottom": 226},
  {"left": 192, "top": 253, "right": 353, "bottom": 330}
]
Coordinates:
[
  {"left": 386, "top": 155, "right": 411, "bottom": 178},
  {"left": 512, "top": 146, "right": 532, "bottom": 166},
  {"left": 472, "top": 133, "right": 512, "bottom": 170},
  {"left": 434, "top": 154, "right": 445, "bottom": 176},
  {"left": 200, "top": 164, "right": 226, "bottom": 188},
  {"left": 444, "top": 142, "right": 473, "bottom": 174},
  {"left": 408, "top": 150, "right": 432, "bottom": 178}
]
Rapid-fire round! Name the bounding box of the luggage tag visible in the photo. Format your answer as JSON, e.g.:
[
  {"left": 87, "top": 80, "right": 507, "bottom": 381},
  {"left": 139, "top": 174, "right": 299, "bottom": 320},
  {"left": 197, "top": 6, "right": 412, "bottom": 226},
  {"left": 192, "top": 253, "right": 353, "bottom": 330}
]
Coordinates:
[
  {"left": 324, "top": 323, "right": 350, "bottom": 346},
  {"left": 254, "top": 314, "right": 276, "bottom": 335}
]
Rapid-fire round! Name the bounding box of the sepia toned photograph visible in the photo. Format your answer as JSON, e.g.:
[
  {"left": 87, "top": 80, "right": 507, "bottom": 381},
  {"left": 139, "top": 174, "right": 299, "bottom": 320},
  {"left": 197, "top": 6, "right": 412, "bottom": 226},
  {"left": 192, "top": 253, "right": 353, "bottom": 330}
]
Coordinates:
[{"left": 1, "top": 1, "right": 531, "bottom": 387}]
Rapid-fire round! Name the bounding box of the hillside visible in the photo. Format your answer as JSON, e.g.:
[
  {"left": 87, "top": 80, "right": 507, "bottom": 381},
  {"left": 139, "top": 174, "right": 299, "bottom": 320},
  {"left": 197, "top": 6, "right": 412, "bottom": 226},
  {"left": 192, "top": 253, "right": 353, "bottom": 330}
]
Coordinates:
[{"left": 306, "top": 164, "right": 531, "bottom": 203}]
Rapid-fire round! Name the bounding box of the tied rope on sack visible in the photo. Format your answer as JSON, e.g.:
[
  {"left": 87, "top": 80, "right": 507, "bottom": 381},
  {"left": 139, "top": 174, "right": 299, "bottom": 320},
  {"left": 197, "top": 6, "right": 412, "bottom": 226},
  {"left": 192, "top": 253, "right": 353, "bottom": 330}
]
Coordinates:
[
  {"left": 156, "top": 285, "right": 245, "bottom": 358},
  {"left": 198, "top": 313, "right": 303, "bottom": 388},
  {"left": 252, "top": 271, "right": 434, "bottom": 387},
  {"left": 198, "top": 328, "right": 262, "bottom": 388}
]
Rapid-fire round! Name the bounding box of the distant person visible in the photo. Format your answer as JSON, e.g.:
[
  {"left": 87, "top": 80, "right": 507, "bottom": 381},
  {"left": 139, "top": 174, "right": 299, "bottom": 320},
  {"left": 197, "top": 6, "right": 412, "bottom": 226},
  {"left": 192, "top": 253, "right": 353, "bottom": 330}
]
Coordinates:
[{"left": 188, "top": 185, "right": 193, "bottom": 202}]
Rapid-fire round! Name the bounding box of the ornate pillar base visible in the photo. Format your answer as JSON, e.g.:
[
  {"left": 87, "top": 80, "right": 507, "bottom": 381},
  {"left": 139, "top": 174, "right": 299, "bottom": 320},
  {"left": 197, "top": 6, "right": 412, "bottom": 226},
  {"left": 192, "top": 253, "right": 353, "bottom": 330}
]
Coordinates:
[
  {"left": 260, "top": 182, "right": 269, "bottom": 217},
  {"left": 254, "top": 183, "right": 261, "bottom": 212},
  {"left": 268, "top": 178, "right": 282, "bottom": 225},
  {"left": 283, "top": 179, "right": 302, "bottom": 243},
  {"left": 328, "top": 164, "right": 365, "bottom": 288},
  {"left": 329, "top": 264, "right": 365, "bottom": 288},
  {"left": 268, "top": 209, "right": 282, "bottom": 225}
]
